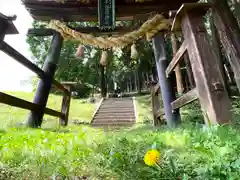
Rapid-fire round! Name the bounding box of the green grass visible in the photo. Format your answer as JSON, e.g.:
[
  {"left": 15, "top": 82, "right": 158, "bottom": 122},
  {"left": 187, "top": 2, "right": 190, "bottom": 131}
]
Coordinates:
[
  {"left": 135, "top": 95, "right": 204, "bottom": 125},
  {"left": 135, "top": 95, "right": 153, "bottom": 124},
  {"left": 0, "top": 92, "right": 96, "bottom": 129},
  {"left": 1, "top": 125, "right": 240, "bottom": 179},
  {"left": 1, "top": 93, "right": 240, "bottom": 179}
]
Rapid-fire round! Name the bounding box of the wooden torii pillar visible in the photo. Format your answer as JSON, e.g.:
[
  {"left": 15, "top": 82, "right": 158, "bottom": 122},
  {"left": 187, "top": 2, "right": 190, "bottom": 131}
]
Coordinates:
[
  {"left": 152, "top": 32, "right": 180, "bottom": 128},
  {"left": 27, "top": 32, "right": 63, "bottom": 128},
  {"left": 171, "top": 3, "right": 231, "bottom": 124},
  {"left": 209, "top": 0, "right": 240, "bottom": 94}
]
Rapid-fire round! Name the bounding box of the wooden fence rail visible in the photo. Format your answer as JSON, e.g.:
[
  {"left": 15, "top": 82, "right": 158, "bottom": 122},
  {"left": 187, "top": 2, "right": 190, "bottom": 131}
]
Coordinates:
[
  {"left": 151, "top": 3, "right": 231, "bottom": 126},
  {"left": 0, "top": 41, "right": 66, "bottom": 93},
  {"left": 0, "top": 92, "right": 63, "bottom": 118},
  {"left": 171, "top": 88, "right": 198, "bottom": 110},
  {"left": 0, "top": 14, "right": 71, "bottom": 126},
  {"left": 165, "top": 40, "right": 187, "bottom": 77}
]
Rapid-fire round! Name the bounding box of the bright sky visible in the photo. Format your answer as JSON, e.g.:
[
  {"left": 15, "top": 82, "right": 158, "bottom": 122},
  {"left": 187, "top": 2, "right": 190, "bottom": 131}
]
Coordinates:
[{"left": 0, "top": 0, "right": 34, "bottom": 92}]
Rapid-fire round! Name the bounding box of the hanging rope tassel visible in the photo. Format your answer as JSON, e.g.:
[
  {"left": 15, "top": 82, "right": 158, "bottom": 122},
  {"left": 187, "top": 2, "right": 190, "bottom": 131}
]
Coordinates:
[
  {"left": 75, "top": 45, "right": 85, "bottom": 58},
  {"left": 131, "top": 44, "right": 139, "bottom": 59},
  {"left": 100, "top": 51, "right": 108, "bottom": 66}
]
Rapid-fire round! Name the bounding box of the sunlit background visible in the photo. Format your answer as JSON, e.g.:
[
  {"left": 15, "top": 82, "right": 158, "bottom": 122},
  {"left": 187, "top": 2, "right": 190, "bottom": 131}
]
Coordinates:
[{"left": 0, "top": 0, "right": 34, "bottom": 92}]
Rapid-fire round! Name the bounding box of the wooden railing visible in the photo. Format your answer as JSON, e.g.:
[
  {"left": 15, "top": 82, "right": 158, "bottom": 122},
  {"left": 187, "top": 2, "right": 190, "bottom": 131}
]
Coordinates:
[
  {"left": 0, "top": 40, "right": 71, "bottom": 126},
  {"left": 151, "top": 3, "right": 231, "bottom": 126},
  {"left": 150, "top": 23, "right": 198, "bottom": 125}
]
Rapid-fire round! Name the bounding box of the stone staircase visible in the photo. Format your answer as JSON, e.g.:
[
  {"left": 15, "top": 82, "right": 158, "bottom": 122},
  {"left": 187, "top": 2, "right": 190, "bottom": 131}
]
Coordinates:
[{"left": 92, "top": 98, "right": 136, "bottom": 128}]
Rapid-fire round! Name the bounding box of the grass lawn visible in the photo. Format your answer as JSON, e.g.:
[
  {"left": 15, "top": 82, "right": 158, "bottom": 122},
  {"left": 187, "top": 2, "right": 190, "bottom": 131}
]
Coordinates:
[
  {"left": 1, "top": 93, "right": 240, "bottom": 179},
  {"left": 135, "top": 95, "right": 204, "bottom": 125},
  {"left": 135, "top": 95, "right": 153, "bottom": 124},
  {"left": 1, "top": 124, "right": 240, "bottom": 179},
  {"left": 0, "top": 92, "right": 96, "bottom": 129}
]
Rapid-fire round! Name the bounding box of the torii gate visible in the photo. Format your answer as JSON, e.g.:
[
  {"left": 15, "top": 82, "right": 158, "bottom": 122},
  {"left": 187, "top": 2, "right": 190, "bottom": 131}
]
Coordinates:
[{"left": 0, "top": 0, "right": 233, "bottom": 128}]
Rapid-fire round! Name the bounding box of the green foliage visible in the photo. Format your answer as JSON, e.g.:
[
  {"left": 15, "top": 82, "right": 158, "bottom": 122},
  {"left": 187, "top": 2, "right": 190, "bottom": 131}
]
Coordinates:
[
  {"left": 27, "top": 21, "right": 102, "bottom": 90},
  {"left": 1, "top": 124, "right": 240, "bottom": 179},
  {"left": 1, "top": 93, "right": 240, "bottom": 179},
  {"left": 27, "top": 21, "right": 156, "bottom": 93},
  {"left": 135, "top": 95, "right": 154, "bottom": 124}
]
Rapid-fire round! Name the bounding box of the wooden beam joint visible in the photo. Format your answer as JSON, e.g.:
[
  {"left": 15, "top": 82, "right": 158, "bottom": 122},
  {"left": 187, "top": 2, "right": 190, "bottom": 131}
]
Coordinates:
[
  {"left": 171, "top": 88, "right": 198, "bottom": 110},
  {"left": 165, "top": 40, "right": 187, "bottom": 77}
]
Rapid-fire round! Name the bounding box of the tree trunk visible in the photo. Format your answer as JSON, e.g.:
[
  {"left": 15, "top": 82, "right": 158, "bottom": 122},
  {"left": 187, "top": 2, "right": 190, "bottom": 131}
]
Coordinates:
[
  {"left": 134, "top": 71, "right": 138, "bottom": 92},
  {"left": 129, "top": 75, "right": 132, "bottom": 92},
  {"left": 136, "top": 67, "right": 142, "bottom": 94},
  {"left": 100, "top": 65, "right": 107, "bottom": 97},
  {"left": 232, "top": 0, "right": 240, "bottom": 25}
]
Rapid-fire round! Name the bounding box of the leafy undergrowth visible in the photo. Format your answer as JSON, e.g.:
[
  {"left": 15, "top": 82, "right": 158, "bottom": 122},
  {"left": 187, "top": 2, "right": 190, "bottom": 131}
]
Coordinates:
[
  {"left": 1, "top": 124, "right": 240, "bottom": 180},
  {"left": 1, "top": 94, "right": 240, "bottom": 179}
]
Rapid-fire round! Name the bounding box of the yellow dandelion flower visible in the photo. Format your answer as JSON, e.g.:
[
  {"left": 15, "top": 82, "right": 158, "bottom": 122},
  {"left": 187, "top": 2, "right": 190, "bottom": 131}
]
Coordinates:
[{"left": 144, "top": 149, "right": 160, "bottom": 166}]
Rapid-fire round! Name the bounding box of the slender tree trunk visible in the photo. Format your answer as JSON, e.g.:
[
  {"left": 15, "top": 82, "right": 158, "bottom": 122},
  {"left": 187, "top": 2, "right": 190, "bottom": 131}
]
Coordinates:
[
  {"left": 146, "top": 72, "right": 149, "bottom": 82},
  {"left": 127, "top": 81, "right": 130, "bottom": 93},
  {"left": 129, "top": 75, "right": 132, "bottom": 92},
  {"left": 134, "top": 71, "right": 137, "bottom": 92},
  {"left": 100, "top": 65, "right": 107, "bottom": 97},
  {"left": 232, "top": 0, "right": 240, "bottom": 25},
  {"left": 136, "top": 67, "right": 141, "bottom": 94}
]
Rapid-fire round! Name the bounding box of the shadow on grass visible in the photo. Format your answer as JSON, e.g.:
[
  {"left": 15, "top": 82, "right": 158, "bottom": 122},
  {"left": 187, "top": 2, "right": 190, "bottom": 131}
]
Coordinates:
[{"left": 0, "top": 129, "right": 6, "bottom": 134}]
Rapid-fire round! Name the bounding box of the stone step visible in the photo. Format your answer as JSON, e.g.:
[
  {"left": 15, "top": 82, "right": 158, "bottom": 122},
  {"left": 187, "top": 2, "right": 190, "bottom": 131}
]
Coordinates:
[
  {"left": 93, "top": 116, "right": 135, "bottom": 121},
  {"left": 92, "top": 124, "right": 134, "bottom": 130},
  {"left": 99, "top": 107, "right": 134, "bottom": 111},
  {"left": 94, "top": 116, "right": 135, "bottom": 119},
  {"left": 100, "top": 105, "right": 134, "bottom": 108},
  {"left": 103, "top": 102, "right": 133, "bottom": 105},
  {"left": 92, "top": 120, "right": 135, "bottom": 124},
  {"left": 102, "top": 103, "right": 133, "bottom": 106},
  {"left": 91, "top": 98, "right": 135, "bottom": 128},
  {"left": 95, "top": 111, "right": 134, "bottom": 115},
  {"left": 92, "top": 122, "right": 135, "bottom": 126},
  {"left": 97, "top": 111, "right": 134, "bottom": 115},
  {"left": 104, "top": 98, "right": 132, "bottom": 101}
]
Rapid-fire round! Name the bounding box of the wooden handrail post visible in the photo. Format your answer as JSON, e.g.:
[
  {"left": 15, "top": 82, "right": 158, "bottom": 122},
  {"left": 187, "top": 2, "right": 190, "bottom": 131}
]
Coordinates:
[
  {"left": 171, "top": 33, "right": 184, "bottom": 94},
  {"left": 152, "top": 32, "right": 180, "bottom": 128},
  {"left": 0, "top": 13, "right": 18, "bottom": 41},
  {"left": 174, "top": 3, "right": 231, "bottom": 125},
  {"left": 0, "top": 19, "right": 7, "bottom": 41},
  {"left": 60, "top": 85, "right": 72, "bottom": 126},
  {"left": 183, "top": 52, "right": 195, "bottom": 90},
  {"left": 150, "top": 83, "right": 161, "bottom": 126},
  {"left": 27, "top": 32, "right": 63, "bottom": 128}
]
